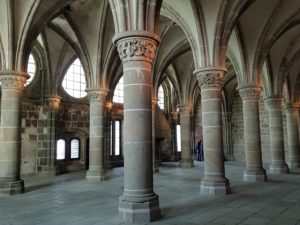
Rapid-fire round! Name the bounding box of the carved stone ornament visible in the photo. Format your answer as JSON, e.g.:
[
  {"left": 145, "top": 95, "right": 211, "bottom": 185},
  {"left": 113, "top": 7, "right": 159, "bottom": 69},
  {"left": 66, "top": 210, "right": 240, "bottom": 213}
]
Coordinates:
[
  {"left": 47, "top": 96, "right": 62, "bottom": 108},
  {"left": 116, "top": 37, "right": 157, "bottom": 63},
  {"left": 264, "top": 97, "right": 283, "bottom": 110},
  {"left": 238, "top": 86, "right": 261, "bottom": 100},
  {"left": 197, "top": 72, "right": 224, "bottom": 89},
  {"left": 178, "top": 104, "right": 192, "bottom": 114},
  {"left": 86, "top": 88, "right": 108, "bottom": 101},
  {"left": 0, "top": 72, "right": 29, "bottom": 90}
]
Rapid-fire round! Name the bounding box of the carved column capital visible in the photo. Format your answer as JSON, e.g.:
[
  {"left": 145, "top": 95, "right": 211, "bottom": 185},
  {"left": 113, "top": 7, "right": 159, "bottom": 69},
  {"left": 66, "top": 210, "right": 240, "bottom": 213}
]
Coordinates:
[
  {"left": 170, "top": 111, "right": 179, "bottom": 122},
  {"left": 177, "top": 104, "right": 193, "bottom": 114},
  {"left": 264, "top": 97, "right": 283, "bottom": 110},
  {"left": 194, "top": 67, "right": 226, "bottom": 89},
  {"left": 0, "top": 71, "right": 29, "bottom": 90},
  {"left": 47, "top": 95, "right": 62, "bottom": 109},
  {"left": 238, "top": 85, "right": 262, "bottom": 101},
  {"left": 115, "top": 35, "right": 158, "bottom": 63},
  {"left": 86, "top": 88, "right": 109, "bottom": 102}
]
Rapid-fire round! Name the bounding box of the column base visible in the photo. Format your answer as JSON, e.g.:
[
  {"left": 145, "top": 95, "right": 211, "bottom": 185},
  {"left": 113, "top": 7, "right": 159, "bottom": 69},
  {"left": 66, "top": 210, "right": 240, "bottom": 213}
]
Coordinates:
[
  {"left": 243, "top": 169, "right": 267, "bottom": 182},
  {"left": 179, "top": 158, "right": 194, "bottom": 168},
  {"left": 269, "top": 163, "right": 289, "bottom": 174},
  {"left": 288, "top": 160, "right": 300, "bottom": 169},
  {"left": 0, "top": 179, "right": 24, "bottom": 195},
  {"left": 200, "top": 177, "right": 231, "bottom": 196},
  {"left": 86, "top": 169, "right": 107, "bottom": 182},
  {"left": 119, "top": 194, "right": 161, "bottom": 223}
]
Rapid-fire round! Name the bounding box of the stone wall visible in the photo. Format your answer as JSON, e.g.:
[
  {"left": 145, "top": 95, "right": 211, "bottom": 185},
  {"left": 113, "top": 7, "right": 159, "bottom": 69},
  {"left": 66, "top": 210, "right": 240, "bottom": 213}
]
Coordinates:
[{"left": 20, "top": 98, "right": 89, "bottom": 176}]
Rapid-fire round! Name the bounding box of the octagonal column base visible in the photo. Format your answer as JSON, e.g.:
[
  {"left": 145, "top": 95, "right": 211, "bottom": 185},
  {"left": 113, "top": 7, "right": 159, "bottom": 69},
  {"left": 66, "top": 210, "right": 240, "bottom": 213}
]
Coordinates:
[
  {"left": 200, "top": 178, "right": 231, "bottom": 196},
  {"left": 0, "top": 179, "right": 24, "bottom": 195},
  {"left": 119, "top": 195, "right": 161, "bottom": 224}
]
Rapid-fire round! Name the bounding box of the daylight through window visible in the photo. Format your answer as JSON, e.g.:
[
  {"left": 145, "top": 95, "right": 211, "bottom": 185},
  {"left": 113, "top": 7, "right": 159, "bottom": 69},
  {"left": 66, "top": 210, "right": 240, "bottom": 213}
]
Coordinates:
[{"left": 62, "top": 58, "right": 87, "bottom": 98}]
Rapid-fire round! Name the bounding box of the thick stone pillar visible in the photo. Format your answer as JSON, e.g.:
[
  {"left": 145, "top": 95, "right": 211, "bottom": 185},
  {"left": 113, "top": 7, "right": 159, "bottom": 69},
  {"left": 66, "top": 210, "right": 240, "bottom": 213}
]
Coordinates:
[
  {"left": 114, "top": 33, "right": 161, "bottom": 223},
  {"left": 285, "top": 104, "right": 300, "bottom": 168},
  {"left": 194, "top": 68, "right": 231, "bottom": 196},
  {"left": 152, "top": 98, "right": 159, "bottom": 172},
  {"left": 0, "top": 72, "right": 28, "bottom": 195},
  {"left": 264, "top": 97, "right": 289, "bottom": 174},
  {"left": 38, "top": 96, "right": 61, "bottom": 175},
  {"left": 86, "top": 88, "right": 108, "bottom": 182},
  {"left": 223, "top": 112, "right": 234, "bottom": 161},
  {"left": 239, "top": 86, "right": 267, "bottom": 182},
  {"left": 178, "top": 104, "right": 194, "bottom": 168}
]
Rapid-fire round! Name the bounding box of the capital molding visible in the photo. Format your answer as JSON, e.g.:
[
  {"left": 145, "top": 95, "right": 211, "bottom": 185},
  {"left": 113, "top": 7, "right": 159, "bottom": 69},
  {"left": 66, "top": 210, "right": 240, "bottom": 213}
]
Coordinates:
[
  {"left": 264, "top": 96, "right": 283, "bottom": 110},
  {"left": 194, "top": 67, "right": 226, "bottom": 89},
  {"left": 0, "top": 71, "right": 29, "bottom": 90},
  {"left": 86, "top": 88, "right": 109, "bottom": 101},
  {"left": 238, "top": 85, "right": 262, "bottom": 100},
  {"left": 46, "top": 95, "right": 62, "bottom": 108},
  {"left": 177, "top": 103, "right": 193, "bottom": 114},
  {"left": 115, "top": 34, "right": 158, "bottom": 63}
]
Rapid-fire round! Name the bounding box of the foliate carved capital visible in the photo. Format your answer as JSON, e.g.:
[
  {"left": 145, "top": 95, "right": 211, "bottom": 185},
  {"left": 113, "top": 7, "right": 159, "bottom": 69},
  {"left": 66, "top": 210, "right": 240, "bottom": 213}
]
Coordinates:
[
  {"left": 170, "top": 111, "right": 179, "bottom": 121},
  {"left": 194, "top": 68, "right": 226, "bottom": 89},
  {"left": 0, "top": 72, "right": 29, "bottom": 90},
  {"left": 264, "top": 97, "right": 283, "bottom": 110},
  {"left": 116, "top": 37, "right": 157, "bottom": 63},
  {"left": 86, "top": 88, "right": 109, "bottom": 101},
  {"left": 238, "top": 86, "right": 261, "bottom": 101}
]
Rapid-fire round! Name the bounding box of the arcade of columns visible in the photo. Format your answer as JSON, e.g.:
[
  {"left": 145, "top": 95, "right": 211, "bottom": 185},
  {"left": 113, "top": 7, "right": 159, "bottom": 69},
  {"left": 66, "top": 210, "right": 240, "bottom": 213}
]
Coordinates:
[{"left": 0, "top": 0, "right": 300, "bottom": 224}]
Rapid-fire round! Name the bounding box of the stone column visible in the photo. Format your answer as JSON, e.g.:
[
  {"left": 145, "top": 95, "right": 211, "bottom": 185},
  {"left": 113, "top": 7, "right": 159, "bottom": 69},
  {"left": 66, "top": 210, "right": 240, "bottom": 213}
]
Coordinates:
[
  {"left": 178, "top": 104, "right": 194, "bottom": 168},
  {"left": 238, "top": 86, "right": 267, "bottom": 181},
  {"left": 264, "top": 97, "right": 289, "bottom": 174},
  {"left": 104, "top": 104, "right": 113, "bottom": 170},
  {"left": 285, "top": 104, "right": 300, "bottom": 168},
  {"left": 39, "top": 96, "right": 61, "bottom": 175},
  {"left": 170, "top": 111, "right": 178, "bottom": 160},
  {"left": 223, "top": 112, "right": 234, "bottom": 161},
  {"left": 194, "top": 68, "right": 230, "bottom": 196},
  {"left": 152, "top": 98, "right": 159, "bottom": 172},
  {"left": 86, "top": 88, "right": 108, "bottom": 182},
  {"left": 114, "top": 33, "right": 161, "bottom": 223},
  {"left": 0, "top": 72, "right": 28, "bottom": 195}
]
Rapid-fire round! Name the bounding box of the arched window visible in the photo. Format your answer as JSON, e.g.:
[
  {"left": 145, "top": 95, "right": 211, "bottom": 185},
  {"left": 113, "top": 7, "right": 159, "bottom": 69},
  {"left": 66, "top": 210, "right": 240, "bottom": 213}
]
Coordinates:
[
  {"left": 62, "top": 58, "right": 87, "bottom": 98},
  {"left": 176, "top": 125, "right": 181, "bottom": 152},
  {"left": 56, "top": 139, "right": 66, "bottom": 160},
  {"left": 115, "top": 121, "right": 120, "bottom": 156},
  {"left": 158, "top": 85, "right": 164, "bottom": 109},
  {"left": 113, "top": 76, "right": 124, "bottom": 103},
  {"left": 110, "top": 121, "right": 113, "bottom": 156},
  {"left": 26, "top": 53, "right": 36, "bottom": 86},
  {"left": 70, "top": 139, "right": 80, "bottom": 159}
]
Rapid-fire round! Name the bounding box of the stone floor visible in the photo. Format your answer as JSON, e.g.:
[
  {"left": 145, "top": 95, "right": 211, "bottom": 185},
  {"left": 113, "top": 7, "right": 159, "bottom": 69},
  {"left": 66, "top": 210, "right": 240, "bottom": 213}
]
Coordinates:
[{"left": 0, "top": 161, "right": 300, "bottom": 225}]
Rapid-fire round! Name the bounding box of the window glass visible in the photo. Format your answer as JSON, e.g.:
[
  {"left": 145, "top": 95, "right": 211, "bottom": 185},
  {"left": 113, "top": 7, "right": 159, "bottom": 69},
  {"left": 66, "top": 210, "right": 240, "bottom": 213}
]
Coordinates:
[
  {"left": 26, "top": 53, "right": 36, "bottom": 85},
  {"left": 176, "top": 125, "right": 181, "bottom": 152},
  {"left": 70, "top": 139, "right": 80, "bottom": 159},
  {"left": 113, "top": 77, "right": 124, "bottom": 103},
  {"left": 62, "top": 58, "right": 87, "bottom": 98},
  {"left": 158, "top": 85, "right": 164, "bottom": 109},
  {"left": 56, "top": 139, "right": 66, "bottom": 160},
  {"left": 115, "top": 121, "right": 120, "bottom": 156}
]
